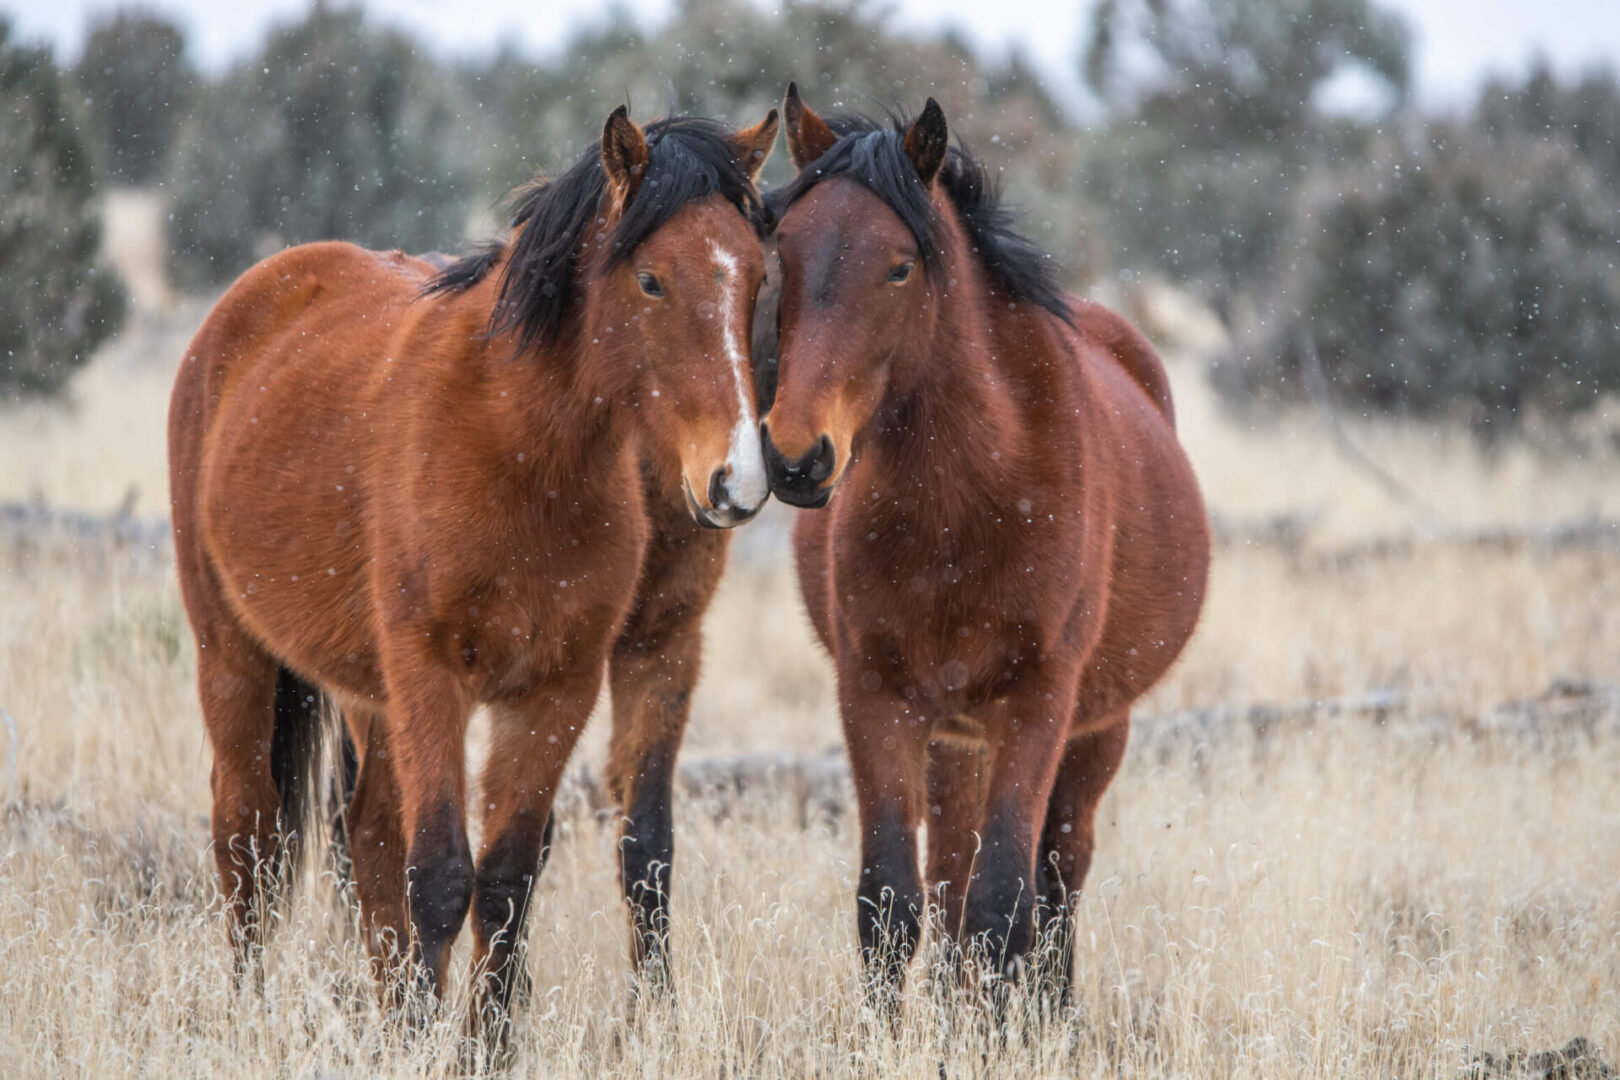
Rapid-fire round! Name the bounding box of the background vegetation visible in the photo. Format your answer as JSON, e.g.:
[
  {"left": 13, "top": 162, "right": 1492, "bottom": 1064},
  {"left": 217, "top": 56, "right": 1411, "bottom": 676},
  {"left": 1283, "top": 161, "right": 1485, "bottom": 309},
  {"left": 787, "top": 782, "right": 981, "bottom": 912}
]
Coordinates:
[
  {"left": 0, "top": 16, "right": 127, "bottom": 400},
  {"left": 5, "top": 0, "right": 1619, "bottom": 433}
]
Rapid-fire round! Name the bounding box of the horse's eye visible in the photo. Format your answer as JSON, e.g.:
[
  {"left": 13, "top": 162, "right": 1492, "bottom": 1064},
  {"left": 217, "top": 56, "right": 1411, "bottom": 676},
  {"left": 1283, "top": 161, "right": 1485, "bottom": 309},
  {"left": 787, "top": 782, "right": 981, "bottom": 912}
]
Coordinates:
[
  {"left": 637, "top": 272, "right": 664, "bottom": 297},
  {"left": 887, "top": 262, "right": 914, "bottom": 284}
]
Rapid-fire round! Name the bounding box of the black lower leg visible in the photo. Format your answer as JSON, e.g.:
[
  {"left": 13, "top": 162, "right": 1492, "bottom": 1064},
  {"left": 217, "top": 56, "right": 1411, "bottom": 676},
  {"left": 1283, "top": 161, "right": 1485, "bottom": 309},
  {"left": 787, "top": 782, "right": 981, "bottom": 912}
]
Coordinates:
[
  {"left": 961, "top": 803, "right": 1039, "bottom": 984},
  {"left": 405, "top": 804, "right": 475, "bottom": 1005},
  {"left": 1032, "top": 836, "right": 1077, "bottom": 1006},
  {"left": 620, "top": 752, "right": 676, "bottom": 983},
  {"left": 857, "top": 808, "right": 924, "bottom": 1017},
  {"left": 472, "top": 810, "right": 552, "bottom": 1044}
]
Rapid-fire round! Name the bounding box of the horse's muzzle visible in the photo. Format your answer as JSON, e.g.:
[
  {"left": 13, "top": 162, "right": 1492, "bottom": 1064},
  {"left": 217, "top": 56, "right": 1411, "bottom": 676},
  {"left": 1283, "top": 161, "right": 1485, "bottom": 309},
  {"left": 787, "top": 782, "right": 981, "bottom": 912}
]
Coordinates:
[
  {"left": 761, "top": 424, "right": 836, "bottom": 508},
  {"left": 683, "top": 477, "right": 764, "bottom": 529}
]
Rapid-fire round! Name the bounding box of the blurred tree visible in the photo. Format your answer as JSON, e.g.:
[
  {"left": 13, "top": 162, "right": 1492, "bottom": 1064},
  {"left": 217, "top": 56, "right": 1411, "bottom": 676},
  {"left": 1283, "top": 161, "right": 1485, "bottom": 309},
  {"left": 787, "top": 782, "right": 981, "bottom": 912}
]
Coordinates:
[
  {"left": 1080, "top": 0, "right": 1411, "bottom": 297},
  {"left": 1478, "top": 60, "right": 1620, "bottom": 185},
  {"left": 0, "top": 18, "right": 128, "bottom": 400},
  {"left": 164, "top": 4, "right": 474, "bottom": 288},
  {"left": 1216, "top": 81, "right": 1620, "bottom": 436},
  {"left": 73, "top": 10, "right": 194, "bottom": 185}
]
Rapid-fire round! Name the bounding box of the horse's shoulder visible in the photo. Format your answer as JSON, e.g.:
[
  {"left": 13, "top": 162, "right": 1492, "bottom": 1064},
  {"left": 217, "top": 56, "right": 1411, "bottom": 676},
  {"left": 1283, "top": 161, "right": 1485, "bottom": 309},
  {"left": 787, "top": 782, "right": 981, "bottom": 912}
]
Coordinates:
[{"left": 1065, "top": 299, "right": 1176, "bottom": 427}]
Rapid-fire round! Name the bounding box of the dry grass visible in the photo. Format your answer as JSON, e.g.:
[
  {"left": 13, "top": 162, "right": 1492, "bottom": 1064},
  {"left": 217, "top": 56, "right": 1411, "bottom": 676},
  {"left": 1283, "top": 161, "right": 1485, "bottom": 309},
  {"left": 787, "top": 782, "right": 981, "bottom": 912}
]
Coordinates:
[{"left": 2, "top": 251, "right": 1618, "bottom": 1076}]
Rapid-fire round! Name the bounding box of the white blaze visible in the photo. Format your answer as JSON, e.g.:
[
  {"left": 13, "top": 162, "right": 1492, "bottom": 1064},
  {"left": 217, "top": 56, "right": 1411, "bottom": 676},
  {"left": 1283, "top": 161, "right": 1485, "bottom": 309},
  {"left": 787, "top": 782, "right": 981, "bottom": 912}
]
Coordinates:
[{"left": 708, "top": 240, "right": 768, "bottom": 512}]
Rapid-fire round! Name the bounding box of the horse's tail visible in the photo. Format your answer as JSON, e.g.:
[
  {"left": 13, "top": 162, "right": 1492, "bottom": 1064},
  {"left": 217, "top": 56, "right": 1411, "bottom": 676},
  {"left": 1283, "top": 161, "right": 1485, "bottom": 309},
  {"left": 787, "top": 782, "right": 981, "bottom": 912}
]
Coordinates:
[{"left": 269, "top": 666, "right": 358, "bottom": 893}]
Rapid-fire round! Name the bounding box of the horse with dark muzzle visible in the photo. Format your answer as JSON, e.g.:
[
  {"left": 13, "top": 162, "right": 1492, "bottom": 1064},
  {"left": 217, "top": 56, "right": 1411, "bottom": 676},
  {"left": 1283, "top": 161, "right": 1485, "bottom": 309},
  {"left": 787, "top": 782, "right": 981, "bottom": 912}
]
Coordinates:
[{"left": 765, "top": 84, "right": 1210, "bottom": 1014}]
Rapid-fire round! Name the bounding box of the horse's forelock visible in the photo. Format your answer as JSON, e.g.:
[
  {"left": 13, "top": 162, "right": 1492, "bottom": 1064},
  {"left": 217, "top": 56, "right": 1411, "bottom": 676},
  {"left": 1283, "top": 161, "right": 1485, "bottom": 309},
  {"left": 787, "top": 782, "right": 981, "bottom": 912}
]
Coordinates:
[{"left": 769, "top": 109, "right": 1071, "bottom": 323}]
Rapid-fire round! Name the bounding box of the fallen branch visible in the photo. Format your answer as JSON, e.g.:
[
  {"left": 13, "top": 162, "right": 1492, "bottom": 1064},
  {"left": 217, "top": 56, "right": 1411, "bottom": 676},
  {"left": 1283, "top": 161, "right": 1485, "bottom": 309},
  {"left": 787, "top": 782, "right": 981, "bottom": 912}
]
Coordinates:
[
  {"left": 555, "top": 681, "right": 1620, "bottom": 824},
  {"left": 1, "top": 490, "right": 171, "bottom": 556}
]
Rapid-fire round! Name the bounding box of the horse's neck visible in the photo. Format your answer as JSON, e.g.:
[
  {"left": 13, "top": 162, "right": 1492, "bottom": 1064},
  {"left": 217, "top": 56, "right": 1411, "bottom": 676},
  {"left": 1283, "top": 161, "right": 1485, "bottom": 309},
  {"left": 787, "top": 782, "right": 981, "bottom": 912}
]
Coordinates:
[
  {"left": 865, "top": 269, "right": 1053, "bottom": 524},
  {"left": 467, "top": 305, "right": 634, "bottom": 494}
]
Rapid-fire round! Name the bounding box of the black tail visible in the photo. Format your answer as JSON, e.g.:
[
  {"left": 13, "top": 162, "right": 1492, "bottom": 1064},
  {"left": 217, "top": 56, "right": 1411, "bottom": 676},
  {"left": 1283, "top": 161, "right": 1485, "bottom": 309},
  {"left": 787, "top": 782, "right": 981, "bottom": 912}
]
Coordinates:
[{"left": 269, "top": 666, "right": 358, "bottom": 889}]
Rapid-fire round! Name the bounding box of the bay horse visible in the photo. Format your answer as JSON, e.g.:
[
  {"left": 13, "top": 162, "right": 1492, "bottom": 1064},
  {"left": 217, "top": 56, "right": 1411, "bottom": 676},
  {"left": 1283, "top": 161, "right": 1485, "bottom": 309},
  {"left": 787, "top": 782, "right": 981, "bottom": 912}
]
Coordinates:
[
  {"left": 168, "top": 106, "right": 779, "bottom": 1042},
  {"left": 765, "top": 86, "right": 1210, "bottom": 1008}
]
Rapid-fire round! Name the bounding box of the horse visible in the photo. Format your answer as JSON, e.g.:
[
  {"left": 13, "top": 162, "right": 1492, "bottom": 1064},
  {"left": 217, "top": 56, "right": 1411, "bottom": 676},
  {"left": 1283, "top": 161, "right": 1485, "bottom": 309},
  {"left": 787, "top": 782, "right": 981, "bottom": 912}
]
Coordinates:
[
  {"left": 168, "top": 105, "right": 779, "bottom": 1044},
  {"left": 763, "top": 85, "right": 1210, "bottom": 1010}
]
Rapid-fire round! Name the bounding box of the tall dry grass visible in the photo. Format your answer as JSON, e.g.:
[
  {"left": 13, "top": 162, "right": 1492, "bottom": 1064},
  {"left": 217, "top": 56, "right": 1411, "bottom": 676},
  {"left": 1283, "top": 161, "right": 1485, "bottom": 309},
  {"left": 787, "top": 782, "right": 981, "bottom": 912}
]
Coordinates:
[{"left": 2, "top": 238, "right": 1618, "bottom": 1075}]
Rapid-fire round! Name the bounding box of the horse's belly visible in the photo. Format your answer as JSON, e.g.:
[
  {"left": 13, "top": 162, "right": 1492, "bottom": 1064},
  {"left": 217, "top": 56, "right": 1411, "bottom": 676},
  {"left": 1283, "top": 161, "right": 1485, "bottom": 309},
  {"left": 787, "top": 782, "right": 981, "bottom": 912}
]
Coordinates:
[
  {"left": 197, "top": 376, "right": 386, "bottom": 699},
  {"left": 1072, "top": 460, "right": 1209, "bottom": 724},
  {"left": 207, "top": 527, "right": 386, "bottom": 699}
]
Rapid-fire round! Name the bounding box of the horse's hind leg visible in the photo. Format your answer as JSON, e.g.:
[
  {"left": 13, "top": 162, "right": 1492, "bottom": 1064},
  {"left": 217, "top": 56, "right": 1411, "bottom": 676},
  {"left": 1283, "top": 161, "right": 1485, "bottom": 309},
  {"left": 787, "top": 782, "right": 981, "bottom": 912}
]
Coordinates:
[
  {"left": 185, "top": 584, "right": 284, "bottom": 971},
  {"left": 1033, "top": 715, "right": 1129, "bottom": 1008},
  {"left": 606, "top": 483, "right": 728, "bottom": 987},
  {"left": 344, "top": 709, "right": 409, "bottom": 989}
]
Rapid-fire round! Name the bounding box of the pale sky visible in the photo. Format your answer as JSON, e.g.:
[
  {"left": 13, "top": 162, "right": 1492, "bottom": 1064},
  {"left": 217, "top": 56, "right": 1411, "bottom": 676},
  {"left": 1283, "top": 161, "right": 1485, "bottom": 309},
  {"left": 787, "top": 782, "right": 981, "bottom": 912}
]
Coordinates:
[{"left": 7, "top": 0, "right": 1620, "bottom": 115}]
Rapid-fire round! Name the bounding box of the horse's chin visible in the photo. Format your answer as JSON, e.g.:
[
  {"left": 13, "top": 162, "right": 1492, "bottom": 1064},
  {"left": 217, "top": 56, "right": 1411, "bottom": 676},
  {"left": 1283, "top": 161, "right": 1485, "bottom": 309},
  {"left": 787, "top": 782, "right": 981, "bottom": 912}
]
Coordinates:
[{"left": 768, "top": 483, "right": 833, "bottom": 510}]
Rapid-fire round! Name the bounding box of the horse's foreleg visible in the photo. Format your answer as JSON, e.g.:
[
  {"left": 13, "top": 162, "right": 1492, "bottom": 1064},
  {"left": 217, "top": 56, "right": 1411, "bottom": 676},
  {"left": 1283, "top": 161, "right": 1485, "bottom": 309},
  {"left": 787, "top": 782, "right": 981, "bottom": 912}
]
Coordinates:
[
  {"left": 960, "top": 675, "right": 1077, "bottom": 987},
  {"left": 381, "top": 667, "right": 474, "bottom": 1007},
  {"left": 840, "top": 678, "right": 932, "bottom": 1018},
  {"left": 605, "top": 647, "right": 693, "bottom": 990},
  {"left": 468, "top": 670, "right": 599, "bottom": 1058},
  {"left": 1033, "top": 714, "right": 1129, "bottom": 1007},
  {"left": 924, "top": 738, "right": 985, "bottom": 945},
  {"left": 607, "top": 477, "right": 727, "bottom": 987},
  {"left": 607, "top": 628, "right": 702, "bottom": 986}
]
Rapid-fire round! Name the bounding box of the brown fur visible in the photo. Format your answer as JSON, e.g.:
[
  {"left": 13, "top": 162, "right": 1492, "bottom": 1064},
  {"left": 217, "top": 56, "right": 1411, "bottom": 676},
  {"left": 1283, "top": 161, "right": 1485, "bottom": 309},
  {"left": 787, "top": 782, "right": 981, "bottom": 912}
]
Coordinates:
[
  {"left": 768, "top": 93, "right": 1210, "bottom": 1007},
  {"left": 169, "top": 109, "right": 776, "bottom": 1044}
]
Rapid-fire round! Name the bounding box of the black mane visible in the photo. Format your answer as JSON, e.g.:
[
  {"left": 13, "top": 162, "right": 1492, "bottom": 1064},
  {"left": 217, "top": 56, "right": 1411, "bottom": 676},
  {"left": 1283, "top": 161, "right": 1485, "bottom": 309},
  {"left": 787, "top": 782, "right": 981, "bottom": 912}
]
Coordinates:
[
  {"left": 426, "top": 116, "right": 768, "bottom": 353},
  {"left": 769, "top": 112, "right": 1071, "bottom": 322}
]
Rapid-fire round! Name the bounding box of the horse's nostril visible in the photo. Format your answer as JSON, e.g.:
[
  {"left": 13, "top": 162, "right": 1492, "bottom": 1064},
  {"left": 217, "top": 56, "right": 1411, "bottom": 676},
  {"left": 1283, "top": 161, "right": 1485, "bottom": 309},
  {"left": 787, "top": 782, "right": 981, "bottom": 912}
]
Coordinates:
[
  {"left": 809, "top": 435, "right": 836, "bottom": 484},
  {"left": 708, "top": 467, "right": 731, "bottom": 510}
]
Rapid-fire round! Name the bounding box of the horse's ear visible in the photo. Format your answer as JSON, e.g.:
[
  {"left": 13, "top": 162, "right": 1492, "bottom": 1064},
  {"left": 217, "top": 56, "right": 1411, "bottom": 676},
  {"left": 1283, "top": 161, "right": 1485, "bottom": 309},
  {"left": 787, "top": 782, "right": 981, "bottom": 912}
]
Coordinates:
[
  {"left": 903, "top": 98, "right": 948, "bottom": 187},
  {"left": 601, "top": 105, "right": 649, "bottom": 217},
  {"left": 731, "top": 108, "right": 779, "bottom": 182},
  {"left": 783, "top": 81, "right": 838, "bottom": 171}
]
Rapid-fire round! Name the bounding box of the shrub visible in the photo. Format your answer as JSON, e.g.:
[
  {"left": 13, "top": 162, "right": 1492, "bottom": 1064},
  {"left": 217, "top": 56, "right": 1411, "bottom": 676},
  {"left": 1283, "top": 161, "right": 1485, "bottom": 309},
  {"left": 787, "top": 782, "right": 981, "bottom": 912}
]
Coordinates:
[
  {"left": 73, "top": 10, "right": 194, "bottom": 185},
  {"left": 164, "top": 6, "right": 473, "bottom": 288},
  {"left": 1216, "top": 118, "right": 1620, "bottom": 434},
  {"left": 0, "top": 18, "right": 127, "bottom": 400}
]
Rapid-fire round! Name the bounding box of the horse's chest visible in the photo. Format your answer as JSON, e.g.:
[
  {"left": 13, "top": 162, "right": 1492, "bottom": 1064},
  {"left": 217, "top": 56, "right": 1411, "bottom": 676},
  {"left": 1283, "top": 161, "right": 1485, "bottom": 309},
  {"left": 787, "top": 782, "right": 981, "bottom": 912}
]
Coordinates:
[
  {"left": 830, "top": 511, "right": 1087, "bottom": 713},
  {"left": 844, "top": 614, "right": 1038, "bottom": 718}
]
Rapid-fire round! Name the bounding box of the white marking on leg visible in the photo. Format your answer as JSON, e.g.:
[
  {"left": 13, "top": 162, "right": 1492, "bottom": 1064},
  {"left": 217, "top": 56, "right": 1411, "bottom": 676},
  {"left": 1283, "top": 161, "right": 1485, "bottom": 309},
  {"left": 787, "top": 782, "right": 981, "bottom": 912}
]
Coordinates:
[{"left": 708, "top": 240, "right": 767, "bottom": 512}]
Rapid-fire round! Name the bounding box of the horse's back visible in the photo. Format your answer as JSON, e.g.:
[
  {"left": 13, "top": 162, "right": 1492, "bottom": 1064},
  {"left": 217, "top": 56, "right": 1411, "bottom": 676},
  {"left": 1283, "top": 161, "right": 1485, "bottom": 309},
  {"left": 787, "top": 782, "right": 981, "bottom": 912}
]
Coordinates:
[
  {"left": 172, "top": 243, "right": 436, "bottom": 431},
  {"left": 1068, "top": 298, "right": 1176, "bottom": 427}
]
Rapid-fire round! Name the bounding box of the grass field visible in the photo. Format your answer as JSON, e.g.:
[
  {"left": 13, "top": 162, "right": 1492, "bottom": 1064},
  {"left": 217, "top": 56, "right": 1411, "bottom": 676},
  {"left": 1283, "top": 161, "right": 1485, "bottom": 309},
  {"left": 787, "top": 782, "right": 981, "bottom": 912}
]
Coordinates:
[{"left": 2, "top": 241, "right": 1618, "bottom": 1076}]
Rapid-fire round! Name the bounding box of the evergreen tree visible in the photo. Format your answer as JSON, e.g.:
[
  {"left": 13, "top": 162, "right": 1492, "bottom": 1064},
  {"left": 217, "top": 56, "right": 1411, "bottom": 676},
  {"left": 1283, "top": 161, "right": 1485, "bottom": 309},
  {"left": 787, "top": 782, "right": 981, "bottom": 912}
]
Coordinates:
[
  {"left": 0, "top": 18, "right": 127, "bottom": 400},
  {"left": 1080, "top": 0, "right": 1411, "bottom": 296},
  {"left": 165, "top": 5, "right": 474, "bottom": 287},
  {"left": 73, "top": 10, "right": 194, "bottom": 185}
]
